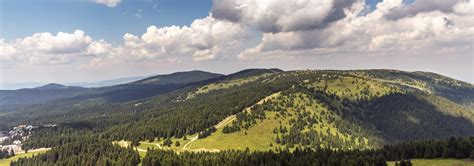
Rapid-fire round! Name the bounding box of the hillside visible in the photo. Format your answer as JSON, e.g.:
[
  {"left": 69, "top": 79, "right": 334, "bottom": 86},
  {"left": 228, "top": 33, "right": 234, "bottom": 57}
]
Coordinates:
[
  {"left": 2, "top": 69, "right": 472, "bottom": 153},
  {"left": 178, "top": 70, "right": 474, "bottom": 151},
  {"left": 0, "top": 71, "right": 223, "bottom": 129},
  {"left": 0, "top": 71, "right": 222, "bottom": 108}
]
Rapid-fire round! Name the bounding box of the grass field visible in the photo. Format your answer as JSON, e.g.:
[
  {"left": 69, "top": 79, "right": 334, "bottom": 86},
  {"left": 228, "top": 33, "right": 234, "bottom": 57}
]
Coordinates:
[
  {"left": 308, "top": 75, "right": 396, "bottom": 101},
  {"left": 189, "top": 91, "right": 372, "bottom": 151},
  {"left": 186, "top": 74, "right": 270, "bottom": 99},
  {"left": 190, "top": 111, "right": 287, "bottom": 151},
  {"left": 0, "top": 149, "right": 49, "bottom": 166},
  {"left": 387, "top": 159, "right": 474, "bottom": 166}
]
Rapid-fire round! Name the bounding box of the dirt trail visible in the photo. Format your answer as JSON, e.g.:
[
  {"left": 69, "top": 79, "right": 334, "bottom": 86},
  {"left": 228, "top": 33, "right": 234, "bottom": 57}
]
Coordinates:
[
  {"left": 182, "top": 135, "right": 198, "bottom": 150},
  {"left": 214, "top": 115, "right": 236, "bottom": 129},
  {"left": 181, "top": 92, "right": 281, "bottom": 151}
]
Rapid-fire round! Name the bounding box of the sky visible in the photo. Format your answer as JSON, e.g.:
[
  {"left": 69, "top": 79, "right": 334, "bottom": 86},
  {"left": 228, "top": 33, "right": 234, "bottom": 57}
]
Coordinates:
[{"left": 0, "top": 0, "right": 473, "bottom": 86}]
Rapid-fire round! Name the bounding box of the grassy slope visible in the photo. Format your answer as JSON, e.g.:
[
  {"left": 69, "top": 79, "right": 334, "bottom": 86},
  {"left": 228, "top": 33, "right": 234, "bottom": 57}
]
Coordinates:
[
  {"left": 185, "top": 72, "right": 473, "bottom": 151},
  {"left": 186, "top": 73, "right": 272, "bottom": 99},
  {"left": 387, "top": 159, "right": 474, "bottom": 166},
  {"left": 0, "top": 149, "right": 49, "bottom": 166},
  {"left": 308, "top": 75, "right": 397, "bottom": 101},
  {"left": 120, "top": 70, "right": 472, "bottom": 152},
  {"left": 189, "top": 111, "right": 286, "bottom": 151},
  {"left": 189, "top": 90, "right": 373, "bottom": 151}
]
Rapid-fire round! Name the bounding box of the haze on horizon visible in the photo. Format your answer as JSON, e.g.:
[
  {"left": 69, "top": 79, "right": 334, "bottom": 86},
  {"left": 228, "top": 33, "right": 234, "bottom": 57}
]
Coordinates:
[{"left": 1, "top": 0, "right": 473, "bottom": 86}]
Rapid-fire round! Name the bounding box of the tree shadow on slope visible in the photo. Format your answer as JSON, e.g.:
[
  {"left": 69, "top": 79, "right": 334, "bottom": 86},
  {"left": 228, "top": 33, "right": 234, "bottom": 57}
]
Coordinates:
[{"left": 361, "top": 93, "right": 474, "bottom": 142}]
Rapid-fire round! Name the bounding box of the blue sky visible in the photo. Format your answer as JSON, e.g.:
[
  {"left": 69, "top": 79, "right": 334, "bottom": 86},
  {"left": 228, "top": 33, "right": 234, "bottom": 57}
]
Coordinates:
[
  {"left": 1, "top": 0, "right": 212, "bottom": 42},
  {"left": 0, "top": 0, "right": 472, "bottom": 86},
  {"left": 1, "top": 0, "right": 411, "bottom": 42}
]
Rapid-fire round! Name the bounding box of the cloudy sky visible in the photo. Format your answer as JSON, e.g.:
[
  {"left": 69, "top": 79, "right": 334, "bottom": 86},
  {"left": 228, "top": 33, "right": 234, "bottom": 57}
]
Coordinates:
[{"left": 0, "top": 0, "right": 473, "bottom": 85}]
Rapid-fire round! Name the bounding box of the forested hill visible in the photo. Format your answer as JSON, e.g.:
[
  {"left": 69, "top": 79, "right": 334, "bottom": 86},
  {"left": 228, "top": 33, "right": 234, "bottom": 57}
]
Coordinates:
[
  {"left": 0, "top": 70, "right": 223, "bottom": 109},
  {"left": 7, "top": 69, "right": 471, "bottom": 154}
]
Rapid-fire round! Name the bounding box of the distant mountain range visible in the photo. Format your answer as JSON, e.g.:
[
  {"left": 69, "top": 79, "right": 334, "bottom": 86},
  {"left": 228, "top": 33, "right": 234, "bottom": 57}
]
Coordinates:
[
  {"left": 65, "top": 76, "right": 149, "bottom": 88},
  {"left": 0, "top": 69, "right": 472, "bottom": 152},
  {"left": 0, "top": 75, "right": 149, "bottom": 90},
  {"left": 0, "top": 70, "right": 222, "bottom": 107}
]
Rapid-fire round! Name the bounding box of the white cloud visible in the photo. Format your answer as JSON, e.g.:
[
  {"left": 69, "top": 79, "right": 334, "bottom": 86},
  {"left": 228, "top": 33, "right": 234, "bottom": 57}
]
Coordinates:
[
  {"left": 91, "top": 15, "right": 248, "bottom": 65},
  {"left": 87, "top": 39, "right": 113, "bottom": 55},
  {"left": 0, "top": 39, "right": 17, "bottom": 60},
  {"left": 2, "top": 0, "right": 473, "bottom": 83},
  {"left": 94, "top": 0, "right": 121, "bottom": 7},
  {"left": 19, "top": 30, "right": 92, "bottom": 54},
  {"left": 211, "top": 0, "right": 358, "bottom": 32},
  {"left": 1, "top": 14, "right": 248, "bottom": 67},
  {"left": 453, "top": 0, "right": 474, "bottom": 14},
  {"left": 237, "top": 0, "right": 474, "bottom": 60},
  {"left": 382, "top": 0, "right": 462, "bottom": 19},
  {"left": 0, "top": 30, "right": 97, "bottom": 65}
]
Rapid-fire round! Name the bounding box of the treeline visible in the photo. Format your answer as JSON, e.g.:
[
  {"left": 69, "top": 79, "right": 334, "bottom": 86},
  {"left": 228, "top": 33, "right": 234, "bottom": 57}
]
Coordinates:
[
  {"left": 12, "top": 138, "right": 140, "bottom": 166},
  {"left": 381, "top": 136, "right": 474, "bottom": 160},
  {"left": 10, "top": 136, "right": 474, "bottom": 165},
  {"left": 106, "top": 72, "right": 298, "bottom": 141},
  {"left": 142, "top": 148, "right": 387, "bottom": 166},
  {"left": 22, "top": 126, "right": 95, "bottom": 150}
]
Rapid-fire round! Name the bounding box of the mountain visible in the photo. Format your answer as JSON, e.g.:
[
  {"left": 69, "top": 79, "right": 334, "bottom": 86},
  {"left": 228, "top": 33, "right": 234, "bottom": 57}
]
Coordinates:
[
  {"left": 0, "top": 70, "right": 223, "bottom": 108},
  {"left": 2, "top": 69, "right": 473, "bottom": 153},
  {"left": 75, "top": 70, "right": 223, "bottom": 103},
  {"left": 132, "top": 70, "right": 223, "bottom": 85},
  {"left": 34, "top": 83, "right": 84, "bottom": 90},
  {"left": 66, "top": 76, "right": 149, "bottom": 88},
  {"left": 0, "top": 82, "right": 45, "bottom": 90},
  {"left": 0, "top": 84, "right": 89, "bottom": 108}
]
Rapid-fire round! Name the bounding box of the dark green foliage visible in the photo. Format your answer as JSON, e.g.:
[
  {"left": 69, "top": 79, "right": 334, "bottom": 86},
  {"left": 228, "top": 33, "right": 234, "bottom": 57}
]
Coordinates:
[
  {"left": 1, "top": 69, "right": 472, "bottom": 158},
  {"left": 198, "top": 127, "right": 216, "bottom": 139},
  {"left": 22, "top": 126, "right": 94, "bottom": 150},
  {"left": 162, "top": 138, "right": 173, "bottom": 147},
  {"left": 359, "top": 93, "right": 474, "bottom": 142},
  {"left": 470, "top": 150, "right": 474, "bottom": 160},
  {"left": 12, "top": 138, "right": 140, "bottom": 166},
  {"left": 174, "top": 141, "right": 180, "bottom": 147},
  {"left": 223, "top": 105, "right": 267, "bottom": 133},
  {"left": 142, "top": 148, "right": 386, "bottom": 166},
  {"left": 394, "top": 159, "right": 412, "bottom": 166},
  {"left": 381, "top": 136, "right": 474, "bottom": 160},
  {"left": 131, "top": 138, "right": 140, "bottom": 147}
]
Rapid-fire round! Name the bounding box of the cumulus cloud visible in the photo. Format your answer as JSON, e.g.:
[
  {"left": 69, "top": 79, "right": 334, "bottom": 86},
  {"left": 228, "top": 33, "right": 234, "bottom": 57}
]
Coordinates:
[
  {"left": 383, "top": 0, "right": 462, "bottom": 20},
  {"left": 0, "top": 30, "right": 98, "bottom": 65},
  {"left": 211, "top": 0, "right": 358, "bottom": 33},
  {"left": 91, "top": 15, "right": 247, "bottom": 65},
  {"left": 2, "top": 0, "right": 473, "bottom": 74},
  {"left": 453, "top": 0, "right": 474, "bottom": 14},
  {"left": 1, "top": 14, "right": 248, "bottom": 67},
  {"left": 237, "top": 0, "right": 474, "bottom": 59},
  {"left": 94, "top": 0, "right": 121, "bottom": 7}
]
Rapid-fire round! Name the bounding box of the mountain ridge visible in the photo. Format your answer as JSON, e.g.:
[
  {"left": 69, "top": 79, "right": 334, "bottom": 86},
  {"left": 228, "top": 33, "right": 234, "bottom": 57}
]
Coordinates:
[{"left": 1, "top": 69, "right": 472, "bottom": 153}]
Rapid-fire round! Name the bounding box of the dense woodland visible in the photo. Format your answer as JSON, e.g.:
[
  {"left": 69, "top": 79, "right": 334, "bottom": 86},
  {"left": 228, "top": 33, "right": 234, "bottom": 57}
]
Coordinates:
[
  {"left": 381, "top": 136, "right": 474, "bottom": 160},
  {"left": 14, "top": 70, "right": 474, "bottom": 151},
  {"left": 13, "top": 136, "right": 474, "bottom": 165},
  {"left": 1, "top": 69, "right": 473, "bottom": 165},
  {"left": 142, "top": 148, "right": 387, "bottom": 166},
  {"left": 13, "top": 138, "right": 140, "bottom": 166}
]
